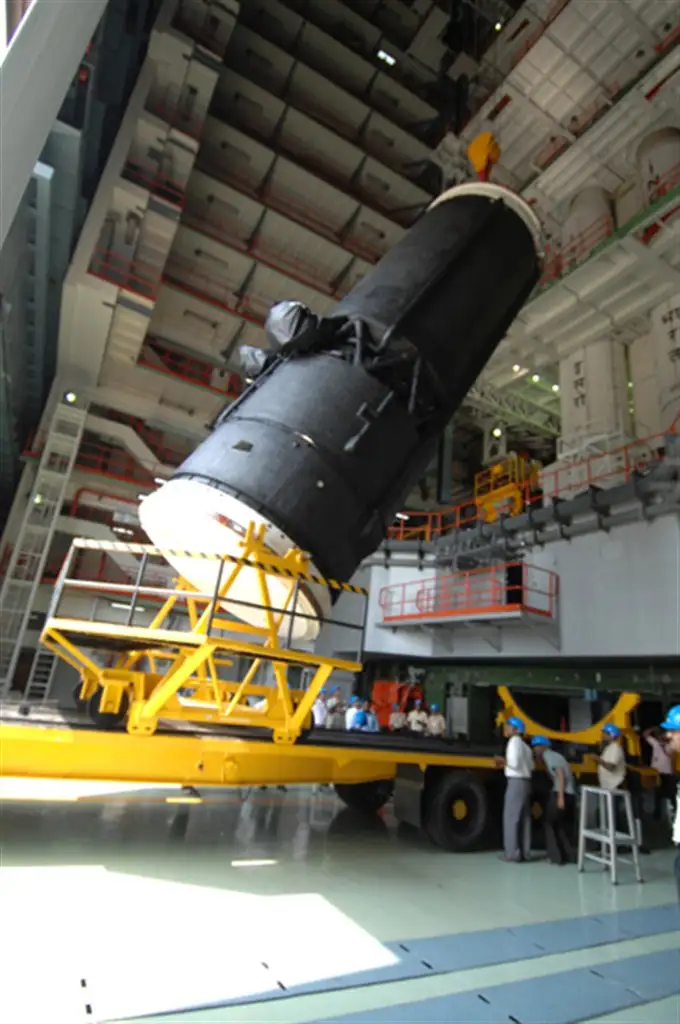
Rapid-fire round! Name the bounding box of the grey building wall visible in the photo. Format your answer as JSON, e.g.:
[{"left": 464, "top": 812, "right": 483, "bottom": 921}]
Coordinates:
[{"left": 332, "top": 513, "right": 680, "bottom": 661}]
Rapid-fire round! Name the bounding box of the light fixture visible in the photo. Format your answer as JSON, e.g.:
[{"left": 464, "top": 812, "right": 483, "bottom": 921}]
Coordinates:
[
  {"left": 495, "top": 20, "right": 503, "bottom": 31},
  {"left": 33, "top": 493, "right": 43, "bottom": 506},
  {"left": 531, "top": 373, "right": 540, "bottom": 383},
  {"left": 110, "top": 602, "right": 146, "bottom": 612},
  {"left": 140, "top": 183, "right": 544, "bottom": 644},
  {"left": 376, "top": 48, "right": 396, "bottom": 66},
  {"left": 552, "top": 383, "right": 560, "bottom": 392},
  {"left": 230, "top": 859, "right": 278, "bottom": 868},
  {"left": 63, "top": 391, "right": 77, "bottom": 404},
  {"left": 112, "top": 526, "right": 134, "bottom": 537},
  {"left": 492, "top": 426, "right": 503, "bottom": 438},
  {"left": 512, "top": 363, "right": 521, "bottom": 373},
  {"left": 395, "top": 512, "right": 410, "bottom": 521}
]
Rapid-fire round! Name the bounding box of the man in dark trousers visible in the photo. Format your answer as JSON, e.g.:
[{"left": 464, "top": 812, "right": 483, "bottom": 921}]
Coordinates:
[{"left": 532, "top": 736, "right": 575, "bottom": 865}]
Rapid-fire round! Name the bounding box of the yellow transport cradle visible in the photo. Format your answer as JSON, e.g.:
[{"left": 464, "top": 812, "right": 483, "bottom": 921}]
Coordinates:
[{"left": 0, "top": 527, "right": 658, "bottom": 851}]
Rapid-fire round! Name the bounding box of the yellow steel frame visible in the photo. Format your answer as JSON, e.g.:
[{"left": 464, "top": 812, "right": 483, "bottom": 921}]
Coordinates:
[
  {"left": 496, "top": 687, "right": 645, "bottom": 760},
  {"left": 44, "top": 524, "right": 361, "bottom": 745}
]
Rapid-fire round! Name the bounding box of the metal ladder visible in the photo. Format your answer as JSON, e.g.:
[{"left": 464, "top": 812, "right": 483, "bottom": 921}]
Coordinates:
[{"left": 0, "top": 399, "right": 86, "bottom": 699}]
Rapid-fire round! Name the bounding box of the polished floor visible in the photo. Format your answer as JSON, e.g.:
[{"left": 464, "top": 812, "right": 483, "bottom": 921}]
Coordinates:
[{"left": 0, "top": 781, "right": 678, "bottom": 1023}]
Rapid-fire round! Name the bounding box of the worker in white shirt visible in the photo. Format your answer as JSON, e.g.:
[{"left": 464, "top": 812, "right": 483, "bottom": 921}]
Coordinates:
[
  {"left": 426, "top": 703, "right": 447, "bottom": 739},
  {"left": 345, "top": 696, "right": 362, "bottom": 731},
  {"left": 326, "top": 688, "right": 345, "bottom": 730},
  {"left": 495, "top": 716, "right": 534, "bottom": 863},
  {"left": 596, "top": 724, "right": 627, "bottom": 791},
  {"left": 643, "top": 726, "right": 677, "bottom": 822},
  {"left": 389, "top": 703, "right": 406, "bottom": 733},
  {"left": 312, "top": 689, "right": 328, "bottom": 729},
  {"left": 532, "top": 736, "right": 575, "bottom": 865},
  {"left": 407, "top": 698, "right": 428, "bottom": 734},
  {"left": 657, "top": 706, "right": 680, "bottom": 899}
]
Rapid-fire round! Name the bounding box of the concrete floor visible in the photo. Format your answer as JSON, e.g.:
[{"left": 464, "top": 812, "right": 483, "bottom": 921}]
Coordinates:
[{"left": 0, "top": 781, "right": 677, "bottom": 1023}]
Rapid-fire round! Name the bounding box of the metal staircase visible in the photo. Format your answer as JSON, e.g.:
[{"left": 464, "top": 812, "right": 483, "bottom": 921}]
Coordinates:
[{"left": 0, "top": 398, "right": 86, "bottom": 698}]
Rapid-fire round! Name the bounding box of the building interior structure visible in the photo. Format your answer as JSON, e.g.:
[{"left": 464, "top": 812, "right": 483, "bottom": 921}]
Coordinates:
[{"left": 1, "top": 0, "right": 680, "bottom": 1021}]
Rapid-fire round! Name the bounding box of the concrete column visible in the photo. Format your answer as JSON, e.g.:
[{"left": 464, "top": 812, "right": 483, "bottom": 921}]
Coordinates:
[
  {"left": 0, "top": 0, "right": 108, "bottom": 249},
  {"left": 557, "top": 338, "right": 631, "bottom": 457},
  {"left": 628, "top": 334, "right": 663, "bottom": 439},
  {"left": 650, "top": 293, "right": 680, "bottom": 430}
]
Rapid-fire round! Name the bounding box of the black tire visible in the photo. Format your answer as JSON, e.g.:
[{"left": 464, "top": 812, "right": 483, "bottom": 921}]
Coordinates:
[
  {"left": 73, "top": 682, "right": 88, "bottom": 711},
  {"left": 334, "top": 779, "right": 395, "bottom": 814},
  {"left": 88, "top": 688, "right": 130, "bottom": 730},
  {"left": 423, "top": 771, "right": 490, "bottom": 852}
]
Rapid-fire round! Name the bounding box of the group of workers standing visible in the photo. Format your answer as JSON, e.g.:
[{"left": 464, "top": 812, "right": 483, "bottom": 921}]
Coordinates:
[
  {"left": 499, "top": 706, "right": 680, "bottom": 897},
  {"left": 312, "top": 690, "right": 447, "bottom": 737}
]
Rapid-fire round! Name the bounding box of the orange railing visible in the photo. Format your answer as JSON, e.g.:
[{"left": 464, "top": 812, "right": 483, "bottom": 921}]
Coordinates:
[
  {"left": 379, "top": 561, "right": 558, "bottom": 623},
  {"left": 145, "top": 83, "right": 206, "bottom": 142},
  {"left": 539, "top": 213, "right": 615, "bottom": 286},
  {"left": 139, "top": 338, "right": 242, "bottom": 399},
  {"left": 198, "top": 152, "right": 384, "bottom": 263},
  {"left": 389, "top": 420, "right": 678, "bottom": 543},
  {"left": 182, "top": 195, "right": 344, "bottom": 296},
  {"left": 122, "top": 159, "right": 186, "bottom": 208},
  {"left": 162, "top": 255, "right": 270, "bottom": 324},
  {"left": 23, "top": 435, "right": 156, "bottom": 487},
  {"left": 88, "top": 247, "right": 161, "bottom": 300}
]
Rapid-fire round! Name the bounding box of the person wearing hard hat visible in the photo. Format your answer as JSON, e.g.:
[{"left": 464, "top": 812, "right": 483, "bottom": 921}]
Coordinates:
[
  {"left": 426, "top": 704, "right": 447, "bottom": 738},
  {"left": 326, "top": 687, "right": 345, "bottom": 730},
  {"left": 658, "top": 705, "right": 680, "bottom": 898},
  {"left": 389, "top": 702, "right": 407, "bottom": 733},
  {"left": 407, "top": 698, "right": 428, "bottom": 734},
  {"left": 495, "top": 716, "right": 534, "bottom": 863},
  {"left": 312, "top": 688, "right": 328, "bottom": 729},
  {"left": 532, "top": 737, "right": 576, "bottom": 865},
  {"left": 596, "top": 724, "right": 627, "bottom": 791},
  {"left": 345, "top": 696, "right": 362, "bottom": 731}
]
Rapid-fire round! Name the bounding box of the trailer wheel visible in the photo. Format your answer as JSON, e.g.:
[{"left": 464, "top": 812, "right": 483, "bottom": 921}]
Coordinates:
[
  {"left": 73, "top": 682, "right": 88, "bottom": 711},
  {"left": 334, "top": 780, "right": 394, "bottom": 814},
  {"left": 88, "top": 689, "right": 130, "bottom": 730},
  {"left": 424, "top": 771, "right": 489, "bottom": 852}
]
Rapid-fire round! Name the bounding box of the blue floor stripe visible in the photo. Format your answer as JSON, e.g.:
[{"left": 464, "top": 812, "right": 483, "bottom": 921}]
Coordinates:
[
  {"left": 277, "top": 902, "right": 679, "bottom": 998},
  {"left": 312, "top": 947, "right": 680, "bottom": 1024}
]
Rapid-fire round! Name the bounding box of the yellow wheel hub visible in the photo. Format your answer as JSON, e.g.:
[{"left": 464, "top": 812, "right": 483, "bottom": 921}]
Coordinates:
[{"left": 452, "top": 799, "right": 468, "bottom": 821}]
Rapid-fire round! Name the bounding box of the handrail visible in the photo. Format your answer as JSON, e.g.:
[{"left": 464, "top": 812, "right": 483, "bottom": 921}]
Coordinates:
[
  {"left": 389, "top": 418, "right": 679, "bottom": 543},
  {"left": 182, "top": 196, "right": 344, "bottom": 296},
  {"left": 88, "top": 246, "right": 162, "bottom": 300},
  {"left": 122, "top": 159, "right": 186, "bottom": 208},
  {"left": 197, "top": 152, "right": 384, "bottom": 263},
  {"left": 379, "top": 561, "right": 558, "bottom": 623},
  {"left": 140, "top": 338, "right": 242, "bottom": 399},
  {"left": 145, "top": 82, "right": 206, "bottom": 142}
]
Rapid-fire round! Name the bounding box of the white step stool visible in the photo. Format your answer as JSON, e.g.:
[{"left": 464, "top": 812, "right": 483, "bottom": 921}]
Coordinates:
[{"left": 577, "top": 785, "right": 643, "bottom": 885}]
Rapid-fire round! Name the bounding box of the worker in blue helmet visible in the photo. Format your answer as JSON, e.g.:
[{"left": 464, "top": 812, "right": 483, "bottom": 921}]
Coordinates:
[
  {"left": 597, "top": 723, "right": 627, "bottom": 793},
  {"left": 426, "top": 703, "right": 447, "bottom": 738},
  {"left": 659, "top": 705, "right": 680, "bottom": 898},
  {"left": 345, "top": 695, "right": 362, "bottom": 731},
  {"left": 496, "top": 716, "right": 534, "bottom": 863},
  {"left": 532, "top": 737, "right": 576, "bottom": 865}
]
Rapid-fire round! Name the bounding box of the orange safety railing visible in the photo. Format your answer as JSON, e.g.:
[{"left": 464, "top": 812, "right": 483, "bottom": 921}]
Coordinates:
[
  {"left": 122, "top": 159, "right": 186, "bottom": 208},
  {"left": 145, "top": 83, "right": 206, "bottom": 142},
  {"left": 162, "top": 255, "right": 269, "bottom": 324},
  {"left": 388, "top": 419, "right": 678, "bottom": 543},
  {"left": 69, "top": 488, "right": 140, "bottom": 519},
  {"left": 23, "top": 435, "right": 156, "bottom": 487},
  {"left": 139, "top": 337, "right": 242, "bottom": 399},
  {"left": 88, "top": 247, "right": 162, "bottom": 301},
  {"left": 198, "top": 152, "right": 384, "bottom": 263},
  {"left": 540, "top": 213, "right": 615, "bottom": 284},
  {"left": 182, "top": 196, "right": 343, "bottom": 296},
  {"left": 217, "top": 100, "right": 418, "bottom": 227},
  {"left": 379, "top": 562, "right": 558, "bottom": 623}
]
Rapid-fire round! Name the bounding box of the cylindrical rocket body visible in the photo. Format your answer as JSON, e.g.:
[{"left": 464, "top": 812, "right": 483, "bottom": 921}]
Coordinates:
[{"left": 141, "top": 183, "right": 543, "bottom": 607}]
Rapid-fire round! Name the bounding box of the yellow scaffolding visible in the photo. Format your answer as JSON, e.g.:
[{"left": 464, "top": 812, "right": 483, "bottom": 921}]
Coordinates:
[{"left": 43, "top": 524, "right": 366, "bottom": 745}]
